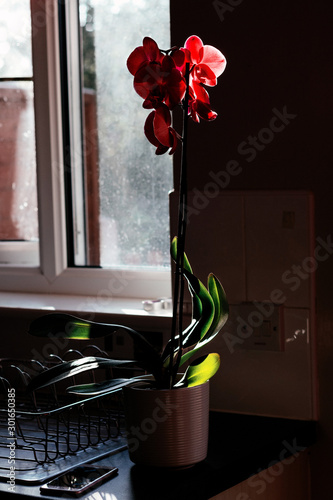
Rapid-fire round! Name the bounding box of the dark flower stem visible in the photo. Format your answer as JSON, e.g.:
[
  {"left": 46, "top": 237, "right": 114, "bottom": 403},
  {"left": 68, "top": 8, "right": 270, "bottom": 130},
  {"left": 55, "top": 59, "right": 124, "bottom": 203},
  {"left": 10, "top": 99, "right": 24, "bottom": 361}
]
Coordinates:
[{"left": 169, "top": 62, "right": 190, "bottom": 389}]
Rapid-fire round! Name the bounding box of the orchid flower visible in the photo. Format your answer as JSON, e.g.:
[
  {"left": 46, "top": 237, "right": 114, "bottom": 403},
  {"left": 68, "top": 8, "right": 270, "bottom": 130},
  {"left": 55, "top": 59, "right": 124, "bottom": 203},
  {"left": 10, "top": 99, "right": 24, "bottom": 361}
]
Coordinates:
[
  {"left": 188, "top": 81, "right": 217, "bottom": 122},
  {"left": 127, "top": 35, "right": 226, "bottom": 154},
  {"left": 144, "top": 105, "right": 181, "bottom": 155},
  {"left": 183, "top": 35, "right": 226, "bottom": 86},
  {"left": 128, "top": 37, "right": 186, "bottom": 111},
  {"left": 127, "top": 36, "right": 164, "bottom": 76},
  {"left": 133, "top": 55, "right": 186, "bottom": 110},
  {"left": 182, "top": 35, "right": 226, "bottom": 122}
]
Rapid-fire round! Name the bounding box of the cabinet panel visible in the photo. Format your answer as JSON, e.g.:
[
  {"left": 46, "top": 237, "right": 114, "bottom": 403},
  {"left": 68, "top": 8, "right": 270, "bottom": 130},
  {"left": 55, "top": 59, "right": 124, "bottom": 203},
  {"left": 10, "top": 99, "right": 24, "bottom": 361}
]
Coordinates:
[{"left": 210, "top": 450, "right": 310, "bottom": 500}]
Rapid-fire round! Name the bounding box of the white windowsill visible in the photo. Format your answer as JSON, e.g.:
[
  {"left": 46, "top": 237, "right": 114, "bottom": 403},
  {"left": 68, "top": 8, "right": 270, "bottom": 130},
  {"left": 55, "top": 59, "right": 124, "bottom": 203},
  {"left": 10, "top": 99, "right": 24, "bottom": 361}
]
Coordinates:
[{"left": 0, "top": 291, "right": 173, "bottom": 320}]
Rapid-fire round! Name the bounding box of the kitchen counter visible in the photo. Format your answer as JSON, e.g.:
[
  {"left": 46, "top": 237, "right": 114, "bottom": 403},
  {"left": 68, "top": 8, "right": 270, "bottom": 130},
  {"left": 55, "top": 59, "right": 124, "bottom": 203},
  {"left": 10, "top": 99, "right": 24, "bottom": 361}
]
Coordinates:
[{"left": 0, "top": 411, "right": 316, "bottom": 500}]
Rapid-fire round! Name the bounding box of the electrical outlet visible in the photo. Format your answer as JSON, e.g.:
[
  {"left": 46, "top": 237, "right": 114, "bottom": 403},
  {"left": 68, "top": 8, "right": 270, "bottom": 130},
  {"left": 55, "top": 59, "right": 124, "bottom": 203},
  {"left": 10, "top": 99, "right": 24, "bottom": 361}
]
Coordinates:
[{"left": 227, "top": 302, "right": 284, "bottom": 352}]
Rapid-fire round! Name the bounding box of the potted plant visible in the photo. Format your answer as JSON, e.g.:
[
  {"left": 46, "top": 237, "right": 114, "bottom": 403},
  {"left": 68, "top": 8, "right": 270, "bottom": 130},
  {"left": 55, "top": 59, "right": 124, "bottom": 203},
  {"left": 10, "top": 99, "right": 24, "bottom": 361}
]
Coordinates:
[{"left": 27, "top": 35, "right": 228, "bottom": 468}]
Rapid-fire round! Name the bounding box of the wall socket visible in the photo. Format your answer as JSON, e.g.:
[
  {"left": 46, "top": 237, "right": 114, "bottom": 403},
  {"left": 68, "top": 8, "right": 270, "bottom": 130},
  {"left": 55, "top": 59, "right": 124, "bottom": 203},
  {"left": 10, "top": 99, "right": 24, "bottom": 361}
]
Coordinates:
[{"left": 226, "top": 302, "right": 284, "bottom": 352}]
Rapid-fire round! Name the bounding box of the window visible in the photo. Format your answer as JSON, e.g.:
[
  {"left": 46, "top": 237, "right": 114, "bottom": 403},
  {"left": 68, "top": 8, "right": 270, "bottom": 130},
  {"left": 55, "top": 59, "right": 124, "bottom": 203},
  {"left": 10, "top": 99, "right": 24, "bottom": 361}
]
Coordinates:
[
  {"left": 0, "top": 0, "right": 39, "bottom": 265},
  {"left": 0, "top": 0, "right": 172, "bottom": 300},
  {"left": 77, "top": 0, "right": 172, "bottom": 269}
]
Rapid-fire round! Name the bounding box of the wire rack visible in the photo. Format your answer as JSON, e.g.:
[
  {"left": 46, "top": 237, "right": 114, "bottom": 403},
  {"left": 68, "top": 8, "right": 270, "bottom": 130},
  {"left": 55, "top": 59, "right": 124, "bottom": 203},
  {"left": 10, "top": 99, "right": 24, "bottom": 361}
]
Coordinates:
[{"left": 0, "top": 352, "right": 128, "bottom": 484}]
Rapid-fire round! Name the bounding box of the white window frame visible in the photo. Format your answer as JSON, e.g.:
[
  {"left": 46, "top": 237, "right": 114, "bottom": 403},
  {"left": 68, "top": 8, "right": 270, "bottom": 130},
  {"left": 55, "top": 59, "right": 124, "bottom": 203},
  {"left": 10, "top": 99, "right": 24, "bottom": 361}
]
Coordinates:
[{"left": 0, "top": 0, "right": 171, "bottom": 301}]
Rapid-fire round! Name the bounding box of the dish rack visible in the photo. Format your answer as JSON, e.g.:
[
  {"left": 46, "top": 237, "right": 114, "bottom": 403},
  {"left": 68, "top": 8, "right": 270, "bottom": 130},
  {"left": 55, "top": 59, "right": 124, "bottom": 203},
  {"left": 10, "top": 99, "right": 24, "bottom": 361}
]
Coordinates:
[{"left": 0, "top": 353, "right": 128, "bottom": 484}]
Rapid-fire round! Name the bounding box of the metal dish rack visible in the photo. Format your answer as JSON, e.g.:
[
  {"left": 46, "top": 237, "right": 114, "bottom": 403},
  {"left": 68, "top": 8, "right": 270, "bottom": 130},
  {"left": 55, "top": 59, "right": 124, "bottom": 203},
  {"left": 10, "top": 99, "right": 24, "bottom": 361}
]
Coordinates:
[{"left": 0, "top": 354, "right": 128, "bottom": 484}]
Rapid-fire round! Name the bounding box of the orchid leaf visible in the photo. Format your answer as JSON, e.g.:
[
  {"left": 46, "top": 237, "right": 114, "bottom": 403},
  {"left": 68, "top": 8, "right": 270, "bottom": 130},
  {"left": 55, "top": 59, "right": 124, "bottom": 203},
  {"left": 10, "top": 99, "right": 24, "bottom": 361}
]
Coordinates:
[
  {"left": 66, "top": 378, "right": 137, "bottom": 396},
  {"left": 170, "top": 236, "right": 192, "bottom": 273},
  {"left": 66, "top": 376, "right": 155, "bottom": 395},
  {"left": 27, "top": 356, "right": 135, "bottom": 392},
  {"left": 181, "top": 270, "right": 215, "bottom": 346},
  {"left": 170, "top": 237, "right": 202, "bottom": 328},
  {"left": 176, "top": 353, "right": 220, "bottom": 387},
  {"left": 161, "top": 237, "right": 196, "bottom": 364},
  {"left": 162, "top": 270, "right": 214, "bottom": 369},
  {"left": 162, "top": 238, "right": 214, "bottom": 365},
  {"left": 207, "top": 272, "right": 229, "bottom": 335},
  {"left": 170, "top": 236, "right": 202, "bottom": 333},
  {"left": 29, "top": 313, "right": 130, "bottom": 340},
  {"left": 179, "top": 274, "right": 228, "bottom": 366},
  {"left": 28, "top": 313, "right": 164, "bottom": 383}
]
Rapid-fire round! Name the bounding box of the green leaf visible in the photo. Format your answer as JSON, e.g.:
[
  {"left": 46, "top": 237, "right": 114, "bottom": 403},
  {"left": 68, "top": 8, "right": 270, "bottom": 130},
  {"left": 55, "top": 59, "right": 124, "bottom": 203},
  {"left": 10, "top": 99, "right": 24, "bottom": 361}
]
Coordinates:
[
  {"left": 29, "top": 313, "right": 128, "bottom": 340},
  {"left": 162, "top": 272, "right": 214, "bottom": 369},
  {"left": 182, "top": 270, "right": 215, "bottom": 346},
  {"left": 170, "top": 236, "right": 205, "bottom": 340},
  {"left": 162, "top": 239, "right": 201, "bottom": 364},
  {"left": 163, "top": 237, "right": 216, "bottom": 368},
  {"left": 179, "top": 274, "right": 228, "bottom": 366},
  {"left": 27, "top": 356, "right": 135, "bottom": 392},
  {"left": 170, "top": 236, "right": 192, "bottom": 273},
  {"left": 176, "top": 353, "right": 220, "bottom": 387},
  {"left": 28, "top": 313, "right": 164, "bottom": 383},
  {"left": 66, "top": 378, "right": 137, "bottom": 396},
  {"left": 207, "top": 273, "right": 229, "bottom": 334},
  {"left": 170, "top": 238, "right": 202, "bottom": 327}
]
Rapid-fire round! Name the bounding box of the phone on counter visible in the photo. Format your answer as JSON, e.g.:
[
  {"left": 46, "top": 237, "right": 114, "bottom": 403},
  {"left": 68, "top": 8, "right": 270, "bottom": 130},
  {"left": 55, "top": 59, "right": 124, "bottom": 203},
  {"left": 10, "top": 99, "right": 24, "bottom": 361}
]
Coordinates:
[{"left": 40, "top": 464, "right": 118, "bottom": 496}]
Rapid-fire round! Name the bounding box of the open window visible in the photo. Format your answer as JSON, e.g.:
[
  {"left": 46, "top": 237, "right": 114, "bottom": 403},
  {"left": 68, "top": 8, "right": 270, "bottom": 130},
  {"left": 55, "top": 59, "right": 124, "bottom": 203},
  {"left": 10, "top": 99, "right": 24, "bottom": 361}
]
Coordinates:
[{"left": 0, "top": 0, "right": 172, "bottom": 299}]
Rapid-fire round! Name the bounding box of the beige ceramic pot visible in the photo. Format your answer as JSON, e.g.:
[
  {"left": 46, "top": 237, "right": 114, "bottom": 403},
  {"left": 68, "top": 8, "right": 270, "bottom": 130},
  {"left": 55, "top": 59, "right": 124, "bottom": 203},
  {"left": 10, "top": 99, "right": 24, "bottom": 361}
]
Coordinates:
[{"left": 122, "top": 381, "right": 209, "bottom": 468}]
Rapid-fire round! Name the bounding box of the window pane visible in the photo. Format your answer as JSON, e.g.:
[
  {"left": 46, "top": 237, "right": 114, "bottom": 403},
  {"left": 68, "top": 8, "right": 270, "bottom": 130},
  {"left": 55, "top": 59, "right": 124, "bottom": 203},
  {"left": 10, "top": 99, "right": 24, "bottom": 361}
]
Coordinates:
[
  {"left": 0, "top": 0, "right": 33, "bottom": 79},
  {"left": 0, "top": 82, "right": 38, "bottom": 242},
  {"left": 0, "top": 0, "right": 38, "bottom": 266},
  {"left": 79, "top": 0, "right": 172, "bottom": 269}
]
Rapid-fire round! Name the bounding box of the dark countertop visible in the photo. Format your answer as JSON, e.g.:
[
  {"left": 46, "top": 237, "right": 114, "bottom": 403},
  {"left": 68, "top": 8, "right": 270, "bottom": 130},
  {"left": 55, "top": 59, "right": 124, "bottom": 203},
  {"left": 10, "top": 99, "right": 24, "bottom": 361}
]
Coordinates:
[{"left": 0, "top": 411, "right": 316, "bottom": 500}]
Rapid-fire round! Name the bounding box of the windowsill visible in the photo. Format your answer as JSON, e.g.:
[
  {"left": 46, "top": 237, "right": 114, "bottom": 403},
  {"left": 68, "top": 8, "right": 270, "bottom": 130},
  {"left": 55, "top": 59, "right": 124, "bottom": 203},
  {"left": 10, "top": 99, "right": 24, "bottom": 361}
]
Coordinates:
[{"left": 0, "top": 291, "right": 173, "bottom": 320}]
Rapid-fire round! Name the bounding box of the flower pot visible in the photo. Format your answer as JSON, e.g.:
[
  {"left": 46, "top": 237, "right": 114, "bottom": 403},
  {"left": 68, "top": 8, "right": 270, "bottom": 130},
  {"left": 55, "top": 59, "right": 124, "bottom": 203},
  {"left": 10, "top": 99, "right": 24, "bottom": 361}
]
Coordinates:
[{"left": 122, "top": 381, "right": 209, "bottom": 468}]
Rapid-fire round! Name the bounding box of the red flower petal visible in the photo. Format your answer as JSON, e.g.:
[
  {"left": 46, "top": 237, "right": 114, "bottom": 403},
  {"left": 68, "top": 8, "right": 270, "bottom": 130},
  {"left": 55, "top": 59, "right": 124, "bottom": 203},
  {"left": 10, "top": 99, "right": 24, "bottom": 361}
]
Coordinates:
[
  {"left": 164, "top": 68, "right": 187, "bottom": 109},
  {"left": 180, "top": 48, "right": 192, "bottom": 73},
  {"left": 189, "top": 82, "right": 217, "bottom": 121},
  {"left": 169, "top": 127, "right": 179, "bottom": 155},
  {"left": 127, "top": 46, "right": 147, "bottom": 76},
  {"left": 134, "top": 62, "right": 163, "bottom": 100},
  {"left": 144, "top": 111, "right": 170, "bottom": 155},
  {"left": 155, "top": 145, "right": 169, "bottom": 155},
  {"left": 161, "top": 55, "right": 176, "bottom": 73},
  {"left": 192, "top": 81, "right": 211, "bottom": 104},
  {"left": 171, "top": 49, "right": 185, "bottom": 72},
  {"left": 160, "top": 56, "right": 186, "bottom": 108},
  {"left": 199, "top": 45, "right": 226, "bottom": 78},
  {"left": 142, "top": 95, "right": 160, "bottom": 109},
  {"left": 184, "top": 35, "right": 204, "bottom": 64},
  {"left": 193, "top": 99, "right": 217, "bottom": 121},
  {"left": 190, "top": 109, "right": 200, "bottom": 123},
  {"left": 153, "top": 105, "right": 172, "bottom": 146},
  {"left": 127, "top": 37, "right": 164, "bottom": 76},
  {"left": 143, "top": 37, "right": 163, "bottom": 63},
  {"left": 144, "top": 111, "right": 160, "bottom": 147},
  {"left": 193, "top": 63, "right": 217, "bottom": 86}
]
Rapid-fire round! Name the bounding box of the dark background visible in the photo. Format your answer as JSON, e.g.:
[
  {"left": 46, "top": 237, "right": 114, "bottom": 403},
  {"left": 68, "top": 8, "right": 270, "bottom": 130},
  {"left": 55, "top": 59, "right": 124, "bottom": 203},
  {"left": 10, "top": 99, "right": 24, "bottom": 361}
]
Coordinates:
[{"left": 171, "top": 0, "right": 332, "bottom": 498}]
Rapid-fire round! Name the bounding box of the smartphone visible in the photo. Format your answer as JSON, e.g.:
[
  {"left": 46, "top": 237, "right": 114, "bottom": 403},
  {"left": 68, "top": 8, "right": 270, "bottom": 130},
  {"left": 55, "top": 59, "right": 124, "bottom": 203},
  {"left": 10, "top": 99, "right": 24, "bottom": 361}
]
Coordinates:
[{"left": 40, "top": 464, "right": 118, "bottom": 496}]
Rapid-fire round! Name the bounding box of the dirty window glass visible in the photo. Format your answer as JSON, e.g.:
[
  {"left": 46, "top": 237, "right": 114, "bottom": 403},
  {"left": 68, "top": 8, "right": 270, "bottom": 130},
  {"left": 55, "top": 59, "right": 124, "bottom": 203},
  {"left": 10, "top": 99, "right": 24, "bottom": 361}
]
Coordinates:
[{"left": 78, "top": 0, "right": 172, "bottom": 269}]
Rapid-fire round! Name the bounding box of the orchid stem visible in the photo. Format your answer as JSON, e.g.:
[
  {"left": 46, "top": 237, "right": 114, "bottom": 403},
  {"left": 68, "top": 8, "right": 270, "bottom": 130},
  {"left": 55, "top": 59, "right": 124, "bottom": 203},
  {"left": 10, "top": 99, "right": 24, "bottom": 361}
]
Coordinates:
[{"left": 169, "top": 62, "right": 190, "bottom": 389}]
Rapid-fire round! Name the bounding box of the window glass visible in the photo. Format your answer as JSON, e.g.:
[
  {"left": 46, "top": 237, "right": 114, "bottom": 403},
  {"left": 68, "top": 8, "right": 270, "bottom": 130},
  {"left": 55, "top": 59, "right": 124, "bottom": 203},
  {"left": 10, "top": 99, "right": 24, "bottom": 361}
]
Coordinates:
[
  {"left": 0, "top": 0, "right": 33, "bottom": 79},
  {"left": 79, "top": 0, "right": 172, "bottom": 270},
  {"left": 0, "top": 1, "right": 38, "bottom": 250}
]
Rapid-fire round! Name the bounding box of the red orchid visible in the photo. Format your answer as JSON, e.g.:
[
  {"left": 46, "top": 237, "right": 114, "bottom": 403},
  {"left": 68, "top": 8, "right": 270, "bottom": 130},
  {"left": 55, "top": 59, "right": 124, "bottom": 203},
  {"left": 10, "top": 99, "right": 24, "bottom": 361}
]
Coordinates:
[
  {"left": 133, "top": 55, "right": 186, "bottom": 110},
  {"left": 128, "top": 35, "right": 226, "bottom": 154},
  {"left": 183, "top": 35, "right": 226, "bottom": 86},
  {"left": 181, "top": 35, "right": 226, "bottom": 123},
  {"left": 188, "top": 81, "right": 217, "bottom": 123},
  {"left": 144, "top": 104, "right": 180, "bottom": 155},
  {"left": 127, "top": 37, "right": 164, "bottom": 76}
]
